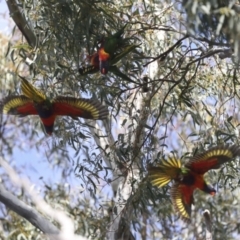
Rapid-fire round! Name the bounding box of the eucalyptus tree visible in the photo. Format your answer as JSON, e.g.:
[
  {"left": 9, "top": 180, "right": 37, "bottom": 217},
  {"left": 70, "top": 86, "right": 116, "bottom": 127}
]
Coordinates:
[{"left": 1, "top": 0, "right": 240, "bottom": 239}]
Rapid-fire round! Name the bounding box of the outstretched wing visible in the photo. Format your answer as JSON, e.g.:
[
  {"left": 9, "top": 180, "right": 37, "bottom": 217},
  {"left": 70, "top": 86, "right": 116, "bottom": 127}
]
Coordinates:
[
  {"left": 170, "top": 183, "right": 193, "bottom": 223},
  {"left": 111, "top": 44, "right": 139, "bottom": 65},
  {"left": 101, "top": 24, "right": 127, "bottom": 54},
  {"left": 20, "top": 77, "right": 46, "bottom": 102},
  {"left": 148, "top": 157, "right": 182, "bottom": 187},
  {"left": 185, "top": 145, "right": 240, "bottom": 174},
  {"left": 79, "top": 53, "right": 99, "bottom": 75},
  {"left": 79, "top": 66, "right": 98, "bottom": 75},
  {"left": 2, "top": 96, "right": 37, "bottom": 116},
  {"left": 52, "top": 96, "right": 108, "bottom": 120}
]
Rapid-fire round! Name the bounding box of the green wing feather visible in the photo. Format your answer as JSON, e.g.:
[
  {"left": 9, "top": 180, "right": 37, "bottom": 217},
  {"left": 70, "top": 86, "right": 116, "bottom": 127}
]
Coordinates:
[
  {"left": 148, "top": 157, "right": 182, "bottom": 187},
  {"left": 111, "top": 44, "right": 139, "bottom": 65},
  {"left": 109, "top": 66, "right": 136, "bottom": 83},
  {"left": 111, "top": 24, "right": 127, "bottom": 38},
  {"left": 102, "top": 24, "right": 128, "bottom": 55}
]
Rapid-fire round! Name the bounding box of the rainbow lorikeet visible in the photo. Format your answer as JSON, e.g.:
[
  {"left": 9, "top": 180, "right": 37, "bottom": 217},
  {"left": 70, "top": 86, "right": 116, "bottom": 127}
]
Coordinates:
[
  {"left": 98, "top": 46, "right": 110, "bottom": 74},
  {"left": 79, "top": 44, "right": 138, "bottom": 76},
  {"left": 1, "top": 78, "right": 108, "bottom": 135},
  {"left": 148, "top": 145, "right": 240, "bottom": 222},
  {"left": 79, "top": 53, "right": 99, "bottom": 75},
  {"left": 79, "top": 25, "right": 126, "bottom": 75},
  {"left": 98, "top": 24, "right": 128, "bottom": 74}
]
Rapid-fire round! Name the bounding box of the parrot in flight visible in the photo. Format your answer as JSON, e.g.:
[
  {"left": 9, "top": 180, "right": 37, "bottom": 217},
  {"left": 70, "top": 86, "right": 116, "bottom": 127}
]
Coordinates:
[
  {"left": 1, "top": 78, "right": 108, "bottom": 135},
  {"left": 148, "top": 145, "right": 240, "bottom": 222}
]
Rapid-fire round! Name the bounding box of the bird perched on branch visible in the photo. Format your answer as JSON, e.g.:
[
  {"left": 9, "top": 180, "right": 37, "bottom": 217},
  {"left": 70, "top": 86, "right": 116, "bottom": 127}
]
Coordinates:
[
  {"left": 79, "top": 44, "right": 138, "bottom": 77},
  {"left": 148, "top": 145, "right": 240, "bottom": 222},
  {"left": 79, "top": 24, "right": 138, "bottom": 76},
  {"left": 98, "top": 24, "right": 127, "bottom": 74},
  {"left": 1, "top": 78, "right": 108, "bottom": 135}
]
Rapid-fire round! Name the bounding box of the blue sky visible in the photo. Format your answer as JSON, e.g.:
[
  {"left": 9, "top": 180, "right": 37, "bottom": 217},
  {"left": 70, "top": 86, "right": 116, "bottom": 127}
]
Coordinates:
[
  {"left": 0, "top": 0, "right": 77, "bottom": 186},
  {"left": 0, "top": 0, "right": 10, "bottom": 34},
  {"left": 0, "top": 1, "right": 110, "bottom": 196}
]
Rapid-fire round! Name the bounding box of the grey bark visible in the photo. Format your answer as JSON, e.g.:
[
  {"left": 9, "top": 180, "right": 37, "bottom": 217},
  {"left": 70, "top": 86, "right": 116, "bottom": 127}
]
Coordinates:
[
  {"left": 6, "top": 0, "right": 37, "bottom": 47},
  {"left": 0, "top": 183, "right": 60, "bottom": 236},
  {"left": 203, "top": 210, "right": 213, "bottom": 240}
]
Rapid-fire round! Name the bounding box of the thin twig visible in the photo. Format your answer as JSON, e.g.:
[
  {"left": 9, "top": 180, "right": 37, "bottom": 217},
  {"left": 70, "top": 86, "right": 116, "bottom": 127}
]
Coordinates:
[{"left": 143, "top": 35, "right": 189, "bottom": 67}]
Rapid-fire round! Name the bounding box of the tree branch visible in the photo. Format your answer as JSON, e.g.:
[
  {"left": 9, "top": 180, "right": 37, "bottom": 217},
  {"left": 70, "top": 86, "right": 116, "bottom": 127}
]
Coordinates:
[
  {"left": 6, "top": 0, "right": 37, "bottom": 47},
  {"left": 107, "top": 87, "right": 151, "bottom": 239},
  {"left": 0, "top": 183, "right": 60, "bottom": 236},
  {"left": 0, "top": 157, "right": 88, "bottom": 240},
  {"left": 143, "top": 35, "right": 189, "bottom": 67},
  {"left": 203, "top": 210, "right": 213, "bottom": 240}
]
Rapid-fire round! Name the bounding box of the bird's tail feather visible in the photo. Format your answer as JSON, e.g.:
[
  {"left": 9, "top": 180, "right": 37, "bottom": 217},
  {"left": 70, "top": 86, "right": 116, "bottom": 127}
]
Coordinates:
[{"left": 20, "top": 77, "right": 46, "bottom": 102}]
